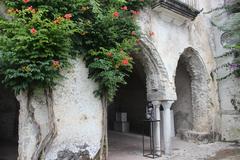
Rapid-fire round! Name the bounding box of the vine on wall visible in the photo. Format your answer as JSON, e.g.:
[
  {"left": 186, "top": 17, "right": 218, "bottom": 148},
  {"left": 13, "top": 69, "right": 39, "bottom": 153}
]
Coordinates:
[
  {"left": 209, "top": 0, "right": 240, "bottom": 80},
  {"left": 0, "top": 0, "right": 151, "bottom": 101}
]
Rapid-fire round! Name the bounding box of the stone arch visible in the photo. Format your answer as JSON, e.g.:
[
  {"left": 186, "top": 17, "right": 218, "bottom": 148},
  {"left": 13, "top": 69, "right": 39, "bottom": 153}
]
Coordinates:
[
  {"left": 175, "top": 47, "right": 211, "bottom": 133},
  {"left": 135, "top": 36, "right": 176, "bottom": 101}
]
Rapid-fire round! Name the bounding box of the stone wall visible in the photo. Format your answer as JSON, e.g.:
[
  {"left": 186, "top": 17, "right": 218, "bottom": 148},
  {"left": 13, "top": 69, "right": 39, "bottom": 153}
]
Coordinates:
[
  {"left": 210, "top": 0, "right": 240, "bottom": 141},
  {"left": 138, "top": 0, "right": 220, "bottom": 137},
  {"left": 173, "top": 59, "right": 193, "bottom": 135},
  {"left": 17, "top": 58, "right": 103, "bottom": 160}
]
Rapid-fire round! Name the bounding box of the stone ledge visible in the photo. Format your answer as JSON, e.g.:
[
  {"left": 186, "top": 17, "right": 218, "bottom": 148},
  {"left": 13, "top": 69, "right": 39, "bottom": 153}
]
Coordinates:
[
  {"left": 152, "top": 0, "right": 200, "bottom": 20},
  {"left": 178, "top": 130, "right": 221, "bottom": 144},
  {"left": 221, "top": 110, "right": 240, "bottom": 115}
]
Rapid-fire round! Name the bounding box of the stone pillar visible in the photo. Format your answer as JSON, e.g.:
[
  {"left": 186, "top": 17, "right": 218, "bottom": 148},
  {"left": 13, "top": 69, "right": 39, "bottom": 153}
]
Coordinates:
[
  {"left": 171, "top": 110, "right": 175, "bottom": 137},
  {"left": 162, "top": 101, "right": 174, "bottom": 155},
  {"left": 152, "top": 100, "right": 161, "bottom": 155}
]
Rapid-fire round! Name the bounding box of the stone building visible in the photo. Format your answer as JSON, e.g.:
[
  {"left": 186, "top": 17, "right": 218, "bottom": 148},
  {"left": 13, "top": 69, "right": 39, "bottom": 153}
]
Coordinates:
[{"left": 0, "top": 0, "right": 239, "bottom": 160}]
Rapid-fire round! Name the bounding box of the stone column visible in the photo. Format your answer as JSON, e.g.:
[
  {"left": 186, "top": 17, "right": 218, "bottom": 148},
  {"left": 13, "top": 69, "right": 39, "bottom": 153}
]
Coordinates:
[
  {"left": 171, "top": 110, "right": 175, "bottom": 137},
  {"left": 152, "top": 101, "right": 161, "bottom": 155},
  {"left": 162, "top": 101, "right": 174, "bottom": 155}
]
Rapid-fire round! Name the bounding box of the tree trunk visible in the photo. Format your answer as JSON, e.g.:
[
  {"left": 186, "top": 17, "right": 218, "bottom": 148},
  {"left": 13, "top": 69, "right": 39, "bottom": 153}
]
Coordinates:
[
  {"left": 32, "top": 88, "right": 57, "bottom": 160},
  {"left": 28, "top": 88, "right": 57, "bottom": 160},
  {"left": 94, "top": 96, "right": 108, "bottom": 160}
]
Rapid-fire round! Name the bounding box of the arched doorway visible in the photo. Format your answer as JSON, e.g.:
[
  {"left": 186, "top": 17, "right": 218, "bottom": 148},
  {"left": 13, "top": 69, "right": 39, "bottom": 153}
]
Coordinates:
[
  {"left": 173, "top": 48, "right": 210, "bottom": 141},
  {"left": 107, "top": 36, "right": 175, "bottom": 158},
  {"left": 0, "top": 79, "right": 19, "bottom": 159},
  {"left": 108, "top": 55, "right": 148, "bottom": 159}
]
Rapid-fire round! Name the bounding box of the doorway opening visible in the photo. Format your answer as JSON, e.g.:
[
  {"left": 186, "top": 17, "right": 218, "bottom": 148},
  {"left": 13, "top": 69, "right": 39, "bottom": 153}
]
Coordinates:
[
  {"left": 108, "top": 56, "right": 148, "bottom": 159},
  {"left": 0, "top": 81, "right": 19, "bottom": 160}
]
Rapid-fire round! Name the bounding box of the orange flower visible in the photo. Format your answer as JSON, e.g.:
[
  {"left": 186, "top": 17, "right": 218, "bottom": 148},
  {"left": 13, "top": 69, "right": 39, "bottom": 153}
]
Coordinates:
[
  {"left": 149, "top": 31, "right": 155, "bottom": 37},
  {"left": 122, "top": 59, "right": 129, "bottom": 65},
  {"left": 52, "top": 60, "right": 60, "bottom": 69},
  {"left": 113, "top": 11, "right": 119, "bottom": 18},
  {"left": 26, "top": 6, "right": 33, "bottom": 11},
  {"left": 23, "top": 0, "right": 30, "bottom": 4},
  {"left": 30, "top": 28, "right": 37, "bottom": 34},
  {"left": 64, "top": 13, "right": 72, "bottom": 20},
  {"left": 131, "top": 10, "right": 140, "bottom": 15},
  {"left": 121, "top": 6, "right": 128, "bottom": 11}
]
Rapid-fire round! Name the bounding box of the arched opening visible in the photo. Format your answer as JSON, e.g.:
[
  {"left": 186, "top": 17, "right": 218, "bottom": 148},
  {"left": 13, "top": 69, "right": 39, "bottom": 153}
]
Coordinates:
[
  {"left": 0, "top": 79, "right": 19, "bottom": 159},
  {"left": 173, "top": 48, "right": 210, "bottom": 141},
  {"left": 107, "top": 37, "right": 175, "bottom": 158},
  {"left": 108, "top": 55, "right": 148, "bottom": 159},
  {"left": 173, "top": 55, "right": 193, "bottom": 136}
]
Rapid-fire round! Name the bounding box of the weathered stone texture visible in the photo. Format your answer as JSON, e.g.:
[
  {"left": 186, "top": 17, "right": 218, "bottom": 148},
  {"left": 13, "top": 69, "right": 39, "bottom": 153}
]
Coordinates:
[
  {"left": 46, "top": 58, "right": 103, "bottom": 160},
  {"left": 17, "top": 92, "right": 39, "bottom": 160},
  {"left": 211, "top": 0, "right": 240, "bottom": 142},
  {"left": 138, "top": 0, "right": 220, "bottom": 139},
  {"left": 221, "top": 114, "right": 240, "bottom": 141},
  {"left": 17, "top": 58, "right": 103, "bottom": 160},
  {"left": 56, "top": 144, "right": 91, "bottom": 160}
]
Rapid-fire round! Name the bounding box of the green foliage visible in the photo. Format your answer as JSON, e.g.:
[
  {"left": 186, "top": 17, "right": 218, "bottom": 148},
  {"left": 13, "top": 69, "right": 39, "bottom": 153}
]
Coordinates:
[
  {"left": 86, "top": 38, "right": 137, "bottom": 100},
  {"left": 0, "top": 9, "right": 77, "bottom": 93},
  {"left": 0, "top": 0, "right": 150, "bottom": 101}
]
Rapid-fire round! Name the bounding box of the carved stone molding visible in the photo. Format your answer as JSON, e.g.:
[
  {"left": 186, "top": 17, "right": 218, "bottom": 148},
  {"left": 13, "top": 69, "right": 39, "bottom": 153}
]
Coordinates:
[
  {"left": 133, "top": 36, "right": 177, "bottom": 101},
  {"left": 152, "top": 0, "right": 200, "bottom": 26}
]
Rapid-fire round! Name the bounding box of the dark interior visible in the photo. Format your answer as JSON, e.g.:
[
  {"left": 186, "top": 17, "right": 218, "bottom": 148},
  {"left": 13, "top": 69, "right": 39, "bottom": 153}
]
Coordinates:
[
  {"left": 0, "top": 81, "right": 19, "bottom": 160},
  {"left": 108, "top": 57, "right": 148, "bottom": 135}
]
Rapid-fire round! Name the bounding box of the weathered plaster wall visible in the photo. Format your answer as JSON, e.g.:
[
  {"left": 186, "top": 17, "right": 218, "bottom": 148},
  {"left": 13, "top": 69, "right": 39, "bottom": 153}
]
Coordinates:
[
  {"left": 138, "top": 0, "right": 220, "bottom": 136},
  {"left": 173, "top": 60, "right": 193, "bottom": 134},
  {"left": 17, "top": 58, "right": 103, "bottom": 160},
  {"left": 47, "top": 58, "right": 103, "bottom": 160},
  {"left": 17, "top": 92, "right": 40, "bottom": 160},
  {"left": 211, "top": 0, "right": 240, "bottom": 141}
]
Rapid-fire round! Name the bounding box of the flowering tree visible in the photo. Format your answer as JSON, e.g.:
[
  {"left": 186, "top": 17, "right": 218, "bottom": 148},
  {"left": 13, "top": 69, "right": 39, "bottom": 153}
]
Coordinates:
[{"left": 0, "top": 0, "right": 151, "bottom": 100}]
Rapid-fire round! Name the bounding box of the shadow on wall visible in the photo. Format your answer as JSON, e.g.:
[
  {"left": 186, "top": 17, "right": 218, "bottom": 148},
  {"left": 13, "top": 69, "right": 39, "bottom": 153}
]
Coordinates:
[
  {"left": 108, "top": 56, "right": 148, "bottom": 135},
  {"left": 173, "top": 57, "right": 193, "bottom": 136},
  {"left": 0, "top": 77, "right": 19, "bottom": 159}
]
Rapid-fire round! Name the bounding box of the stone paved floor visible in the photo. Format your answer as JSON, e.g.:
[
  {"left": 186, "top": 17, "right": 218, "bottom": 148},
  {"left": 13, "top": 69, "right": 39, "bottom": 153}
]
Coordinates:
[
  {"left": 0, "top": 132, "right": 239, "bottom": 160},
  {"left": 108, "top": 131, "right": 240, "bottom": 160}
]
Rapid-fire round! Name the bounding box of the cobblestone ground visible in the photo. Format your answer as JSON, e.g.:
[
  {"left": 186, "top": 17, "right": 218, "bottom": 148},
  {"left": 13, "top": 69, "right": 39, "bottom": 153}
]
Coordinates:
[{"left": 108, "top": 131, "right": 240, "bottom": 160}]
